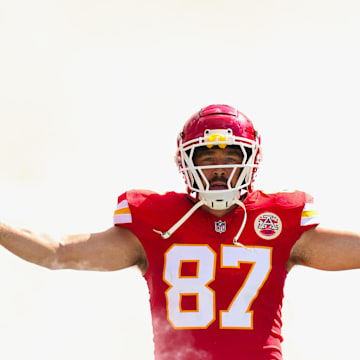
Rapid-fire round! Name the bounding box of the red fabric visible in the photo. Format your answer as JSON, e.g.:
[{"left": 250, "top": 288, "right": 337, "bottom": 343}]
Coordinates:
[{"left": 114, "top": 190, "right": 318, "bottom": 360}]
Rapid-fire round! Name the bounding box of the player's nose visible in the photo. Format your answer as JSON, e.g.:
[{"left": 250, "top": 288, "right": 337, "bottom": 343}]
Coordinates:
[{"left": 212, "top": 167, "right": 226, "bottom": 177}]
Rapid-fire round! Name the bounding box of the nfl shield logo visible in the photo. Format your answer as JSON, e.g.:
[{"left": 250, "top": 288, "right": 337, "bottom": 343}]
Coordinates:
[{"left": 215, "top": 220, "right": 226, "bottom": 234}]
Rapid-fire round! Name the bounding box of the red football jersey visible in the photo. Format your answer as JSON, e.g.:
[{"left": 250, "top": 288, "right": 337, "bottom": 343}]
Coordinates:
[{"left": 113, "top": 190, "right": 319, "bottom": 360}]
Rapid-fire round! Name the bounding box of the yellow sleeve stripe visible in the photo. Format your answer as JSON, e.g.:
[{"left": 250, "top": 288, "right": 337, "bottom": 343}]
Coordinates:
[
  {"left": 114, "top": 207, "right": 131, "bottom": 215},
  {"left": 300, "top": 203, "right": 320, "bottom": 226},
  {"left": 113, "top": 199, "right": 133, "bottom": 224},
  {"left": 301, "top": 210, "right": 319, "bottom": 218}
]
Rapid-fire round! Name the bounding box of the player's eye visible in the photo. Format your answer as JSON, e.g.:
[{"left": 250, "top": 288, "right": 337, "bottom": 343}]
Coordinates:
[
  {"left": 225, "top": 156, "right": 243, "bottom": 164},
  {"left": 200, "top": 157, "right": 216, "bottom": 164}
]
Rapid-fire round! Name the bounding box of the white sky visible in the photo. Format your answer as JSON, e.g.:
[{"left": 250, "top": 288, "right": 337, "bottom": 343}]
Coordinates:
[{"left": 0, "top": 0, "right": 359, "bottom": 359}]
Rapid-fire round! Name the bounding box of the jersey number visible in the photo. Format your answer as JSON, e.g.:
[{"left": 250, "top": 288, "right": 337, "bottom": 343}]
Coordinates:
[{"left": 163, "top": 245, "right": 272, "bottom": 329}]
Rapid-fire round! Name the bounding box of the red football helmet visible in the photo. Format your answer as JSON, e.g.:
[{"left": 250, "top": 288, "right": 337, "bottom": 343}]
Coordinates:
[{"left": 176, "top": 104, "right": 261, "bottom": 210}]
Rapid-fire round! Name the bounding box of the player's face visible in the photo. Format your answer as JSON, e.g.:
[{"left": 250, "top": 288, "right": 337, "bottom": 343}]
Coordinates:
[{"left": 193, "top": 146, "right": 244, "bottom": 190}]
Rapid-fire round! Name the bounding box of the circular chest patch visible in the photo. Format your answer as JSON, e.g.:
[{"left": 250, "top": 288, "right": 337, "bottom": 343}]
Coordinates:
[{"left": 254, "top": 212, "right": 282, "bottom": 240}]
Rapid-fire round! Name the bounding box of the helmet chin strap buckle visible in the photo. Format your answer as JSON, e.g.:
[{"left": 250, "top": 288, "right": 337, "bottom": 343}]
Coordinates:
[
  {"left": 208, "top": 199, "right": 230, "bottom": 210},
  {"left": 199, "top": 190, "right": 241, "bottom": 210}
]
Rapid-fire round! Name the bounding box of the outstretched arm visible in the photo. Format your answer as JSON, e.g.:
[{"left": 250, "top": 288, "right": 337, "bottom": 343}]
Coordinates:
[
  {"left": 287, "top": 227, "right": 360, "bottom": 271},
  {"left": 0, "top": 223, "right": 148, "bottom": 274}
]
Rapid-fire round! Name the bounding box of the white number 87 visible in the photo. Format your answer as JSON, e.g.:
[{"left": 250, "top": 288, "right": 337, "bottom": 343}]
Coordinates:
[{"left": 163, "top": 244, "right": 272, "bottom": 329}]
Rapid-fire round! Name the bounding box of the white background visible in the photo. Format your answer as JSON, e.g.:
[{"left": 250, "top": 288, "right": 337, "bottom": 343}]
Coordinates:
[{"left": 0, "top": 0, "right": 359, "bottom": 359}]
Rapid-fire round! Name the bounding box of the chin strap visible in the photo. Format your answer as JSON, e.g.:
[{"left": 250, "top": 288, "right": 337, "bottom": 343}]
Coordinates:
[
  {"left": 153, "top": 198, "right": 250, "bottom": 249},
  {"left": 231, "top": 200, "right": 248, "bottom": 248},
  {"left": 153, "top": 199, "right": 206, "bottom": 239}
]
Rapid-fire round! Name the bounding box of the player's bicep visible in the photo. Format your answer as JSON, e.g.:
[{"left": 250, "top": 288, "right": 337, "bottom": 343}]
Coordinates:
[
  {"left": 287, "top": 227, "right": 360, "bottom": 271},
  {"left": 56, "top": 226, "right": 148, "bottom": 273}
]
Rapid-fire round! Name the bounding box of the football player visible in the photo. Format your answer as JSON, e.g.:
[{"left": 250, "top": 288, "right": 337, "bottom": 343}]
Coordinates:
[{"left": 1, "top": 104, "right": 359, "bottom": 360}]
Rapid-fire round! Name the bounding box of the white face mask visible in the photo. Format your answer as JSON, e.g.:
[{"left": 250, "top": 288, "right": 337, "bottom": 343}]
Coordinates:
[{"left": 178, "top": 128, "right": 260, "bottom": 210}]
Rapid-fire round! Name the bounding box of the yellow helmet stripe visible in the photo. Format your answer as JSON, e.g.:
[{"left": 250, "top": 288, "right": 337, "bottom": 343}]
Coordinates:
[{"left": 205, "top": 134, "right": 228, "bottom": 149}]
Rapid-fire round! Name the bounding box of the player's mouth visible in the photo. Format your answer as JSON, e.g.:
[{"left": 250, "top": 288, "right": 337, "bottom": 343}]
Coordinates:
[{"left": 209, "top": 181, "right": 228, "bottom": 190}]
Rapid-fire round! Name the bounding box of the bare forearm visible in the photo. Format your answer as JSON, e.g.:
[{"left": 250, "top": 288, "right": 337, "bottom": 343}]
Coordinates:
[
  {"left": 0, "top": 222, "right": 144, "bottom": 272},
  {"left": 0, "top": 222, "right": 62, "bottom": 269},
  {"left": 289, "top": 228, "right": 360, "bottom": 271},
  {"left": 313, "top": 229, "right": 360, "bottom": 271}
]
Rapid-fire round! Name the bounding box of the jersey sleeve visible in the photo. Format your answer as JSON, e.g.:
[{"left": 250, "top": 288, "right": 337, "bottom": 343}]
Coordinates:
[
  {"left": 112, "top": 189, "right": 166, "bottom": 245},
  {"left": 112, "top": 190, "right": 156, "bottom": 232},
  {"left": 299, "top": 192, "right": 320, "bottom": 230},
  {"left": 112, "top": 190, "right": 159, "bottom": 263},
  {"left": 112, "top": 190, "right": 180, "bottom": 277},
  {"left": 113, "top": 192, "right": 133, "bottom": 226}
]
